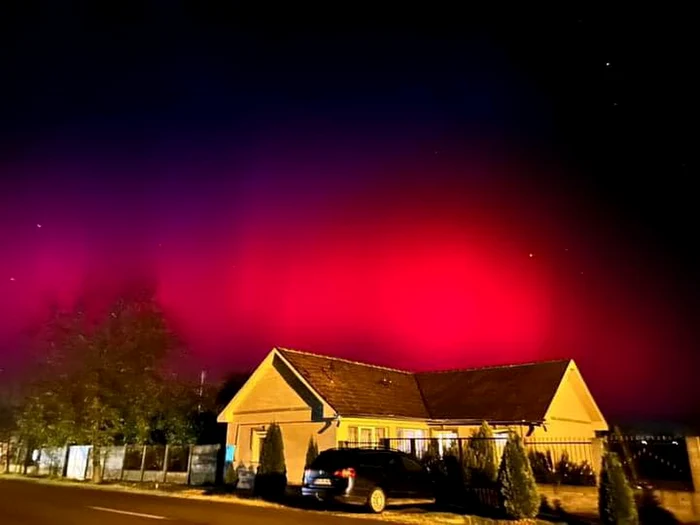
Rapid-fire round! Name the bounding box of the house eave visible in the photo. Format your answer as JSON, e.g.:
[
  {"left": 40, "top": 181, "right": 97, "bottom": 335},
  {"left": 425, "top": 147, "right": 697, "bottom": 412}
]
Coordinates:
[
  {"left": 427, "top": 418, "right": 546, "bottom": 426},
  {"left": 339, "top": 413, "right": 430, "bottom": 422},
  {"left": 333, "top": 413, "right": 546, "bottom": 426}
]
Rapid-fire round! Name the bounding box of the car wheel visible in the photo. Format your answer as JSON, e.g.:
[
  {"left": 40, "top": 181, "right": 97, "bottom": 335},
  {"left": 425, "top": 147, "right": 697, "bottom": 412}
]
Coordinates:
[{"left": 367, "top": 487, "right": 386, "bottom": 513}]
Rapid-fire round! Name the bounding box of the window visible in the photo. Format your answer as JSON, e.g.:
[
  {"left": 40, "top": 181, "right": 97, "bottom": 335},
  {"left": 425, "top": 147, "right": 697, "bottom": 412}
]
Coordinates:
[
  {"left": 358, "top": 427, "right": 387, "bottom": 446},
  {"left": 359, "top": 427, "right": 373, "bottom": 444},
  {"left": 342, "top": 426, "right": 387, "bottom": 447},
  {"left": 494, "top": 431, "right": 509, "bottom": 462},
  {"left": 397, "top": 429, "right": 425, "bottom": 455},
  {"left": 433, "top": 430, "right": 458, "bottom": 456}
]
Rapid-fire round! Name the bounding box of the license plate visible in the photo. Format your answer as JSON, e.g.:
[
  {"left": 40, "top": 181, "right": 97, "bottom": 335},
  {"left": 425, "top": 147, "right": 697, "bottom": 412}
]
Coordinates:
[{"left": 313, "top": 478, "right": 332, "bottom": 486}]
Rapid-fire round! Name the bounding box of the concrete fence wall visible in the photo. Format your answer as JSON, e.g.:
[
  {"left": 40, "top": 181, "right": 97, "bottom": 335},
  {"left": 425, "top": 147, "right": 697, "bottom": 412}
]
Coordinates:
[
  {"left": 3, "top": 443, "right": 220, "bottom": 486},
  {"left": 538, "top": 484, "right": 700, "bottom": 524},
  {"left": 536, "top": 436, "right": 700, "bottom": 523}
]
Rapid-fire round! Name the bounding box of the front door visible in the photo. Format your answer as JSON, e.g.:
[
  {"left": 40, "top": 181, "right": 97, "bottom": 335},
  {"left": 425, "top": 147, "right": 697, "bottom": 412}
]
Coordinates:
[{"left": 250, "top": 430, "right": 266, "bottom": 468}]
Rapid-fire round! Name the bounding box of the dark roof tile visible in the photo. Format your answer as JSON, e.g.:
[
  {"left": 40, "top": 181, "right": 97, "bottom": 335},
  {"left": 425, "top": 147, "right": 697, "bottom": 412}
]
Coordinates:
[
  {"left": 415, "top": 360, "right": 570, "bottom": 422},
  {"left": 277, "top": 348, "right": 429, "bottom": 419},
  {"left": 276, "top": 348, "right": 569, "bottom": 422}
]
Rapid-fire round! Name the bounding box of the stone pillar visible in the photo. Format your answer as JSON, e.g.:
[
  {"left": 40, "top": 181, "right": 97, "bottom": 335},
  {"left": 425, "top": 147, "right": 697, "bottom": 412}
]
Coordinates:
[
  {"left": 686, "top": 437, "right": 700, "bottom": 492},
  {"left": 139, "top": 445, "right": 147, "bottom": 483},
  {"left": 591, "top": 437, "right": 605, "bottom": 484},
  {"left": 685, "top": 436, "right": 700, "bottom": 520},
  {"left": 162, "top": 445, "right": 169, "bottom": 484}
]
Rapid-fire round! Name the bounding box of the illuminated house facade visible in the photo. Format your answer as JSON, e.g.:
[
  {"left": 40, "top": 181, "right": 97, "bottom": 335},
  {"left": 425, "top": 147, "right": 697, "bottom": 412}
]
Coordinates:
[{"left": 217, "top": 347, "right": 607, "bottom": 483}]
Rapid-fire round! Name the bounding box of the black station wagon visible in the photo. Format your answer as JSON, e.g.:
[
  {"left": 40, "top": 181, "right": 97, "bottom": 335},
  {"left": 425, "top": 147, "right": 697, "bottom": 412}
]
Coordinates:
[{"left": 301, "top": 448, "right": 435, "bottom": 513}]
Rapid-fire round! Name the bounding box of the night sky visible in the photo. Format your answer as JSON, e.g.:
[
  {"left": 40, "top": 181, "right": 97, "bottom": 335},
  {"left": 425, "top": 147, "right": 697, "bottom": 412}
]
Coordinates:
[{"left": 0, "top": 5, "right": 697, "bottom": 423}]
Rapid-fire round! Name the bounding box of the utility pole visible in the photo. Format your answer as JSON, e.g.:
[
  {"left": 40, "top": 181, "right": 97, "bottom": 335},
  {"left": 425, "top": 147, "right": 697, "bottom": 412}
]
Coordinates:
[{"left": 197, "top": 370, "right": 207, "bottom": 414}]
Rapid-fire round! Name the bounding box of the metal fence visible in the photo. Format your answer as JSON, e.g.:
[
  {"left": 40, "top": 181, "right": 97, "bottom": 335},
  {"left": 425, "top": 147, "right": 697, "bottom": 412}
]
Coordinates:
[
  {"left": 340, "top": 434, "right": 694, "bottom": 490},
  {"left": 342, "top": 436, "right": 595, "bottom": 462},
  {"left": 608, "top": 435, "right": 693, "bottom": 491}
]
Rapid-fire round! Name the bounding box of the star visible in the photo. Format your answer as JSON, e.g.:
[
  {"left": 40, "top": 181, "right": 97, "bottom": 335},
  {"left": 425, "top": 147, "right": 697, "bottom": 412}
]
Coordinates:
[
  {"left": 529, "top": 253, "right": 534, "bottom": 258},
  {"left": 9, "top": 277, "right": 15, "bottom": 281},
  {"left": 605, "top": 62, "right": 611, "bottom": 67},
  {"left": 36, "top": 224, "right": 42, "bottom": 228}
]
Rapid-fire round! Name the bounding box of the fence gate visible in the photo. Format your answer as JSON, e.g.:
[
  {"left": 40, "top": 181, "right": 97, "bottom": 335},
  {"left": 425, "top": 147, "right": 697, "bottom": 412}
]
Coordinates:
[{"left": 66, "top": 445, "right": 92, "bottom": 480}]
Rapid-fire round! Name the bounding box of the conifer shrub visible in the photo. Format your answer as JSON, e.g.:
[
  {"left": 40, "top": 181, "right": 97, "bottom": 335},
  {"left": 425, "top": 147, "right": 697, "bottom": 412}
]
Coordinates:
[
  {"left": 305, "top": 435, "right": 319, "bottom": 469},
  {"left": 497, "top": 432, "right": 540, "bottom": 519},
  {"left": 224, "top": 461, "right": 238, "bottom": 487},
  {"left": 254, "top": 423, "right": 287, "bottom": 501},
  {"left": 464, "top": 421, "right": 499, "bottom": 487},
  {"left": 557, "top": 451, "right": 597, "bottom": 486},
  {"left": 599, "top": 451, "right": 638, "bottom": 525}
]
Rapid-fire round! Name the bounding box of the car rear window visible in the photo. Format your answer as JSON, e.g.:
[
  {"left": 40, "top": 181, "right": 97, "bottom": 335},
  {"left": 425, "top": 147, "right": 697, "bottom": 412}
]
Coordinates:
[{"left": 309, "top": 450, "right": 358, "bottom": 471}]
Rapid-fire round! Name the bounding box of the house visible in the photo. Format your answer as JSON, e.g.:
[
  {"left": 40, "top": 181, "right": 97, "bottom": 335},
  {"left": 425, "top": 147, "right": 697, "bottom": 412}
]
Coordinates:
[{"left": 217, "top": 347, "right": 608, "bottom": 482}]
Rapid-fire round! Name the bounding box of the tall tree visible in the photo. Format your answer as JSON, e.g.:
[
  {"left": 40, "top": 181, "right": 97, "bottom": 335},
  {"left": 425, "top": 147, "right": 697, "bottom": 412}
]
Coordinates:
[
  {"left": 0, "top": 401, "right": 14, "bottom": 441},
  {"left": 16, "top": 291, "right": 197, "bottom": 481},
  {"left": 0, "top": 396, "right": 17, "bottom": 472}
]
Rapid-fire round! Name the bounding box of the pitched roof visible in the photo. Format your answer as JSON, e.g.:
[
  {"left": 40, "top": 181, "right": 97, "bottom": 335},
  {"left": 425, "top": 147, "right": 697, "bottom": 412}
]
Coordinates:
[
  {"left": 276, "top": 347, "right": 571, "bottom": 422},
  {"left": 415, "top": 360, "right": 571, "bottom": 422},
  {"left": 276, "top": 348, "right": 429, "bottom": 419}
]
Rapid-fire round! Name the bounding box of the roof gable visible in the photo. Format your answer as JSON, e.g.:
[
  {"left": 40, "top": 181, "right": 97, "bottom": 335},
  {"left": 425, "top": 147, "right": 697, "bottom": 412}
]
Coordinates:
[
  {"left": 543, "top": 360, "right": 607, "bottom": 427},
  {"left": 217, "top": 349, "right": 330, "bottom": 422}
]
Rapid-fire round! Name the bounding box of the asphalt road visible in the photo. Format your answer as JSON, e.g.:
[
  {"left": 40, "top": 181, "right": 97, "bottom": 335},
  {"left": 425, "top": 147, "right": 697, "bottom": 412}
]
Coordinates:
[{"left": 0, "top": 478, "right": 385, "bottom": 525}]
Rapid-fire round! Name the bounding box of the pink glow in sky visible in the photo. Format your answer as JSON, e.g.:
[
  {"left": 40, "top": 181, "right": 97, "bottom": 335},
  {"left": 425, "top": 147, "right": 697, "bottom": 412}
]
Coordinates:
[{"left": 0, "top": 148, "right": 694, "bottom": 420}]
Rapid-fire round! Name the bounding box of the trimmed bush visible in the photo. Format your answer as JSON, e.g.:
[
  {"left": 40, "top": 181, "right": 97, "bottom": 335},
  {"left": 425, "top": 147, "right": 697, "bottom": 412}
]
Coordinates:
[
  {"left": 421, "top": 439, "right": 448, "bottom": 484},
  {"left": 599, "top": 451, "right": 638, "bottom": 525},
  {"left": 497, "top": 432, "right": 540, "bottom": 519},
  {"left": 422, "top": 438, "right": 442, "bottom": 466},
  {"left": 464, "top": 421, "right": 499, "bottom": 486},
  {"left": 224, "top": 461, "right": 238, "bottom": 487},
  {"left": 557, "top": 451, "right": 597, "bottom": 486},
  {"left": 529, "top": 449, "right": 597, "bottom": 486},
  {"left": 305, "top": 435, "right": 319, "bottom": 468},
  {"left": 529, "top": 450, "right": 557, "bottom": 484},
  {"left": 255, "top": 423, "right": 287, "bottom": 500}
]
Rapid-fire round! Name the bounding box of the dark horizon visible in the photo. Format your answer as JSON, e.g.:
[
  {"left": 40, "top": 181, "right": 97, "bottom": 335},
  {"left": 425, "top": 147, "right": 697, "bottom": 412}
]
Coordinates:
[{"left": 1, "top": 6, "right": 697, "bottom": 424}]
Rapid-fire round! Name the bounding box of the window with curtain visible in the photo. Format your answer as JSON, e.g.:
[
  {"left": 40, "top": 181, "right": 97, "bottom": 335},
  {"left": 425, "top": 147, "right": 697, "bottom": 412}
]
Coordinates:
[
  {"left": 397, "top": 429, "right": 425, "bottom": 454},
  {"left": 346, "top": 426, "right": 358, "bottom": 444}
]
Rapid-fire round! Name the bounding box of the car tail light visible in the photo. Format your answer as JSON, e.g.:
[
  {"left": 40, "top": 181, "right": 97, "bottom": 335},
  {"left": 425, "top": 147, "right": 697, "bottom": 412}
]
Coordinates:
[{"left": 333, "top": 467, "right": 356, "bottom": 479}]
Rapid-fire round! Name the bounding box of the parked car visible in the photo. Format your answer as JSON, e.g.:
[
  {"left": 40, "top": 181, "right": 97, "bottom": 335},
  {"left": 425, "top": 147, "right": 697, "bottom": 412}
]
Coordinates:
[{"left": 301, "top": 448, "right": 435, "bottom": 513}]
